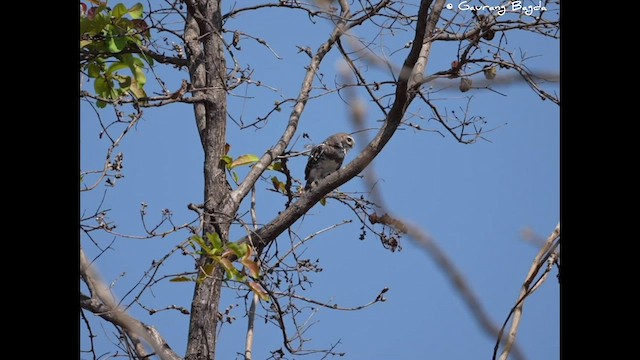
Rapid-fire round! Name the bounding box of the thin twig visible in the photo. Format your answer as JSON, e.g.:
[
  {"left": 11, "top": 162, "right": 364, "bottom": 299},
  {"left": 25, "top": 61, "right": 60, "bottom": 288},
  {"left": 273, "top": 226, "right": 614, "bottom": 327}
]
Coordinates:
[
  {"left": 79, "top": 309, "right": 98, "bottom": 360},
  {"left": 245, "top": 186, "right": 259, "bottom": 360},
  {"left": 80, "top": 109, "right": 143, "bottom": 192},
  {"left": 79, "top": 248, "right": 182, "bottom": 360},
  {"left": 272, "top": 287, "right": 388, "bottom": 311},
  {"left": 343, "top": 2, "right": 528, "bottom": 357},
  {"left": 368, "top": 212, "right": 528, "bottom": 360},
  {"left": 494, "top": 223, "right": 560, "bottom": 360}
]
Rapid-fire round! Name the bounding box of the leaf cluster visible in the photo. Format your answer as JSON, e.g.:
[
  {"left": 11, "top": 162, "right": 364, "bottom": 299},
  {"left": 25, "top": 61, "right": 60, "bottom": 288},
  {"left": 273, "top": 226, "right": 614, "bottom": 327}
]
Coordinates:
[
  {"left": 178, "top": 232, "right": 269, "bottom": 301},
  {"left": 80, "top": 2, "right": 152, "bottom": 107}
]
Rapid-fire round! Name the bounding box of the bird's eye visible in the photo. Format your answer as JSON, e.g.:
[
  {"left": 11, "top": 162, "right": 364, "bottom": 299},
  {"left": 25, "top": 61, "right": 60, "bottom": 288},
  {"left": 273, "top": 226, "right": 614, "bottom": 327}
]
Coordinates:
[{"left": 346, "top": 137, "right": 354, "bottom": 144}]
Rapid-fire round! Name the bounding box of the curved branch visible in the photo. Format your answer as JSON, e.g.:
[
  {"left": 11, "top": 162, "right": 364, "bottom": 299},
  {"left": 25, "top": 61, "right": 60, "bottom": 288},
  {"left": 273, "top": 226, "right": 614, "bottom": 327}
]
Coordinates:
[
  {"left": 129, "top": 44, "right": 187, "bottom": 67},
  {"left": 494, "top": 224, "right": 560, "bottom": 360},
  {"left": 376, "top": 214, "right": 528, "bottom": 360},
  {"left": 338, "top": 3, "right": 533, "bottom": 359},
  {"left": 232, "top": 0, "right": 435, "bottom": 255},
  {"left": 273, "top": 288, "right": 388, "bottom": 311},
  {"left": 79, "top": 90, "right": 208, "bottom": 108},
  {"left": 80, "top": 109, "right": 143, "bottom": 192},
  {"left": 434, "top": 21, "right": 559, "bottom": 42},
  {"left": 222, "top": 2, "right": 323, "bottom": 21},
  {"left": 80, "top": 248, "right": 182, "bottom": 360},
  {"left": 262, "top": 284, "right": 297, "bottom": 354},
  {"left": 80, "top": 44, "right": 187, "bottom": 67},
  {"left": 228, "top": 0, "right": 392, "bottom": 213},
  {"left": 226, "top": 0, "right": 354, "bottom": 211}
]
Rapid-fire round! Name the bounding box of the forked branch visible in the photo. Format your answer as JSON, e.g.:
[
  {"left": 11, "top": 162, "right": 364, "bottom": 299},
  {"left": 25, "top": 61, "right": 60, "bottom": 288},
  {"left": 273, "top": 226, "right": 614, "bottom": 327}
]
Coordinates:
[{"left": 80, "top": 248, "right": 182, "bottom": 360}]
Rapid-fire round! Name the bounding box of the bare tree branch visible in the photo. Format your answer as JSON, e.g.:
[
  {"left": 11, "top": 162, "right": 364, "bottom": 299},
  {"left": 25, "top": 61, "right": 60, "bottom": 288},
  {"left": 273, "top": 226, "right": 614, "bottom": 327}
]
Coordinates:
[
  {"left": 227, "top": 0, "right": 357, "bottom": 211},
  {"left": 80, "top": 109, "right": 143, "bottom": 192},
  {"left": 80, "top": 309, "right": 98, "bottom": 359},
  {"left": 273, "top": 287, "right": 388, "bottom": 311},
  {"left": 80, "top": 248, "right": 182, "bottom": 360},
  {"left": 244, "top": 187, "right": 260, "bottom": 360},
  {"left": 232, "top": 0, "right": 432, "bottom": 256},
  {"left": 337, "top": 4, "right": 536, "bottom": 358},
  {"left": 223, "top": 2, "right": 325, "bottom": 21},
  {"left": 494, "top": 223, "right": 560, "bottom": 360},
  {"left": 80, "top": 44, "right": 187, "bottom": 67},
  {"left": 367, "top": 213, "right": 528, "bottom": 360},
  {"left": 128, "top": 43, "right": 187, "bottom": 67},
  {"left": 79, "top": 86, "right": 208, "bottom": 108}
]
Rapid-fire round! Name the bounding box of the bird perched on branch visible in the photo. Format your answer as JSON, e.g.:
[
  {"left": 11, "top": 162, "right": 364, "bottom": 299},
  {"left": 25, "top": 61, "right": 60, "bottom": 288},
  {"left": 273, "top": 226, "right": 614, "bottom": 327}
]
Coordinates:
[{"left": 304, "top": 132, "right": 355, "bottom": 190}]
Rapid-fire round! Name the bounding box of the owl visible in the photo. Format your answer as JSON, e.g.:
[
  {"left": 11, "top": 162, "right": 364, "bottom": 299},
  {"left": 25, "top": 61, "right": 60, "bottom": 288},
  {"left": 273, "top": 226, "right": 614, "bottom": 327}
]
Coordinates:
[{"left": 304, "top": 133, "right": 355, "bottom": 190}]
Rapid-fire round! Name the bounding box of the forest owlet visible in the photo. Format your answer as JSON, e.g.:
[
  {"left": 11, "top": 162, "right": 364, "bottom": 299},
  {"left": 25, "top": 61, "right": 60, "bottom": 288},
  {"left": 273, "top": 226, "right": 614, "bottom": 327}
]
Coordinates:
[{"left": 304, "top": 132, "right": 355, "bottom": 190}]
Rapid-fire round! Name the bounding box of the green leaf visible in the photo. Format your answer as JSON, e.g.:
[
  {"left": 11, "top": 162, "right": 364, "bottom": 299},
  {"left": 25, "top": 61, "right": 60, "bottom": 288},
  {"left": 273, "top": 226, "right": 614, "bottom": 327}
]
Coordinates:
[
  {"left": 202, "top": 263, "right": 216, "bottom": 276},
  {"left": 132, "top": 56, "right": 146, "bottom": 68},
  {"left": 119, "top": 53, "right": 135, "bottom": 65},
  {"left": 128, "top": 3, "right": 144, "bottom": 19},
  {"left": 96, "top": 100, "right": 107, "bottom": 108},
  {"left": 269, "top": 162, "right": 283, "bottom": 172},
  {"left": 80, "top": 39, "right": 92, "bottom": 48},
  {"left": 118, "top": 53, "right": 147, "bottom": 87},
  {"left": 271, "top": 176, "right": 280, "bottom": 191},
  {"left": 248, "top": 282, "right": 270, "bottom": 301},
  {"left": 232, "top": 171, "right": 239, "bottom": 185},
  {"left": 94, "top": 77, "right": 110, "bottom": 97},
  {"left": 85, "top": 9, "right": 110, "bottom": 36},
  {"left": 271, "top": 176, "right": 287, "bottom": 194},
  {"left": 107, "top": 61, "right": 128, "bottom": 75},
  {"left": 88, "top": 1, "right": 108, "bottom": 7},
  {"left": 106, "top": 34, "right": 127, "bottom": 53},
  {"left": 229, "top": 154, "right": 260, "bottom": 169},
  {"left": 132, "top": 64, "right": 146, "bottom": 86},
  {"left": 87, "top": 62, "right": 102, "bottom": 78},
  {"left": 116, "top": 17, "right": 133, "bottom": 31},
  {"left": 221, "top": 155, "right": 233, "bottom": 169},
  {"left": 114, "top": 75, "right": 132, "bottom": 89},
  {"left": 241, "top": 257, "right": 260, "bottom": 279},
  {"left": 320, "top": 197, "right": 327, "bottom": 206},
  {"left": 190, "top": 235, "right": 205, "bottom": 247},
  {"left": 80, "top": 17, "right": 90, "bottom": 35},
  {"left": 128, "top": 81, "right": 148, "bottom": 101},
  {"left": 206, "top": 232, "right": 223, "bottom": 250},
  {"left": 170, "top": 276, "right": 193, "bottom": 282},
  {"left": 190, "top": 235, "right": 212, "bottom": 254},
  {"left": 218, "top": 257, "right": 243, "bottom": 281},
  {"left": 226, "top": 242, "right": 248, "bottom": 258},
  {"left": 111, "top": 3, "right": 128, "bottom": 18},
  {"left": 110, "top": 87, "right": 121, "bottom": 100}
]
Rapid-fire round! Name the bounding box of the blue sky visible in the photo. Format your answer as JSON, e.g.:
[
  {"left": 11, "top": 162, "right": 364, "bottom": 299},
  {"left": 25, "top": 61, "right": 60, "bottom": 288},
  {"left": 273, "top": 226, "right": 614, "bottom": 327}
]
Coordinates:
[{"left": 81, "top": 1, "right": 559, "bottom": 359}]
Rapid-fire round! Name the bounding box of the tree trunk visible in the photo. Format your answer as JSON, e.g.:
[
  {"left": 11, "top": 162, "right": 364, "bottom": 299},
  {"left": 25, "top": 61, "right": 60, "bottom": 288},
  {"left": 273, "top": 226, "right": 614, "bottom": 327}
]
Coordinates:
[{"left": 184, "top": 1, "right": 229, "bottom": 359}]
